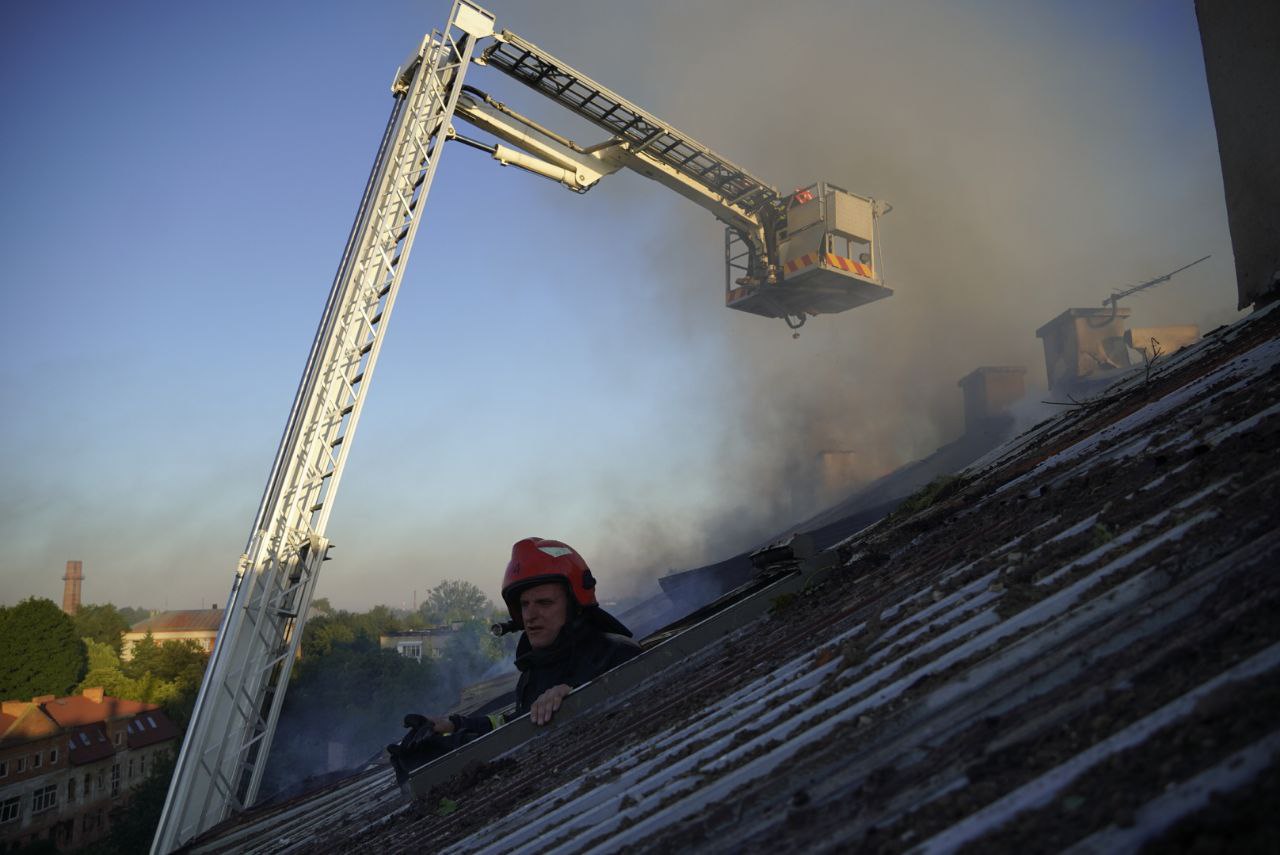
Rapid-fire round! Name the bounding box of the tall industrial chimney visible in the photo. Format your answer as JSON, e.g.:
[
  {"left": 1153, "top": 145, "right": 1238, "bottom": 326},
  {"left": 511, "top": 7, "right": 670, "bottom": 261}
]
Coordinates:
[{"left": 62, "top": 560, "right": 84, "bottom": 615}]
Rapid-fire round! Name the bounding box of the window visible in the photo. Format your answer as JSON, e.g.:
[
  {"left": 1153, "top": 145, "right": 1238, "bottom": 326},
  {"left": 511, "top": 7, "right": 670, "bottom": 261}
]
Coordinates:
[
  {"left": 32, "top": 752, "right": 41, "bottom": 769},
  {"left": 31, "top": 785, "right": 57, "bottom": 815},
  {"left": 0, "top": 759, "right": 7, "bottom": 777},
  {"left": 49, "top": 748, "right": 58, "bottom": 765},
  {"left": 1, "top": 796, "right": 20, "bottom": 824},
  {"left": 139, "top": 754, "right": 146, "bottom": 776},
  {"left": 79, "top": 733, "right": 89, "bottom": 746},
  {"left": 83, "top": 773, "right": 91, "bottom": 796},
  {"left": 114, "top": 732, "right": 124, "bottom": 747},
  {"left": 110, "top": 764, "right": 120, "bottom": 797},
  {"left": 67, "top": 778, "right": 75, "bottom": 803},
  {"left": 16, "top": 757, "right": 25, "bottom": 773},
  {"left": 129, "top": 758, "right": 135, "bottom": 779},
  {"left": 147, "top": 716, "right": 157, "bottom": 729},
  {"left": 96, "top": 770, "right": 103, "bottom": 791}
]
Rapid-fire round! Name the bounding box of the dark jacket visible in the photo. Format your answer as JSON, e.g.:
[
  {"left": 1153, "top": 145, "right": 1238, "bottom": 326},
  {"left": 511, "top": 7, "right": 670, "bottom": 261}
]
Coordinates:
[
  {"left": 511, "top": 614, "right": 642, "bottom": 715},
  {"left": 389, "top": 608, "right": 641, "bottom": 780}
]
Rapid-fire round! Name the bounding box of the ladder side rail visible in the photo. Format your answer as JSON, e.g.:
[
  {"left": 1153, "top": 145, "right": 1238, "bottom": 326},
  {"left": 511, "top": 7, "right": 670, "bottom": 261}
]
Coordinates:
[
  {"left": 481, "top": 31, "right": 781, "bottom": 215},
  {"left": 479, "top": 31, "right": 779, "bottom": 280},
  {"left": 245, "top": 94, "right": 410, "bottom": 554},
  {"left": 151, "top": 3, "right": 492, "bottom": 850},
  {"left": 239, "top": 24, "right": 484, "bottom": 806},
  {"left": 153, "top": 93, "right": 412, "bottom": 846}
]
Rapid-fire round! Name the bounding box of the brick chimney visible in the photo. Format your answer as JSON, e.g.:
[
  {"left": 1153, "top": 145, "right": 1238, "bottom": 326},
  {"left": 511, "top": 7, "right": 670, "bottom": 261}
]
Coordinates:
[
  {"left": 1035, "top": 308, "right": 1131, "bottom": 395},
  {"left": 958, "top": 367, "right": 1027, "bottom": 438},
  {"left": 62, "top": 560, "right": 84, "bottom": 616}
]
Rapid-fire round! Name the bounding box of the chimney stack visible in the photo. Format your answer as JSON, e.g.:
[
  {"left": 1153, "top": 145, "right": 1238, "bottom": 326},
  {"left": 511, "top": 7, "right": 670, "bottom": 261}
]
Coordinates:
[
  {"left": 62, "top": 560, "right": 84, "bottom": 616},
  {"left": 1035, "top": 307, "right": 1132, "bottom": 396},
  {"left": 958, "top": 367, "right": 1027, "bottom": 439}
]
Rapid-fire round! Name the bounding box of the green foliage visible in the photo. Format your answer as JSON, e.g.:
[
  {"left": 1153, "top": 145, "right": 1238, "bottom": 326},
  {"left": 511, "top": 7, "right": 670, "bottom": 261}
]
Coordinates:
[
  {"left": 262, "top": 587, "right": 508, "bottom": 798},
  {"left": 73, "top": 603, "right": 131, "bottom": 653},
  {"left": 419, "top": 580, "right": 493, "bottom": 625},
  {"left": 299, "top": 601, "right": 419, "bottom": 658},
  {"left": 0, "top": 598, "right": 87, "bottom": 700},
  {"left": 122, "top": 635, "right": 209, "bottom": 725},
  {"left": 75, "top": 635, "right": 208, "bottom": 725},
  {"left": 300, "top": 614, "right": 361, "bottom": 658},
  {"left": 116, "top": 606, "right": 151, "bottom": 626},
  {"left": 895, "top": 475, "right": 967, "bottom": 517}
]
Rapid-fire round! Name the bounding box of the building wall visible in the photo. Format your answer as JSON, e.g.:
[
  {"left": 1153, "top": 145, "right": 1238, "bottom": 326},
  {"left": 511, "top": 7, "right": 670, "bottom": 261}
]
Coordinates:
[
  {"left": 121, "top": 629, "right": 217, "bottom": 660},
  {"left": 0, "top": 735, "right": 172, "bottom": 850},
  {"left": 1195, "top": 0, "right": 1280, "bottom": 309},
  {"left": 380, "top": 627, "right": 462, "bottom": 660},
  {"left": 1, "top": 710, "right": 175, "bottom": 851}
]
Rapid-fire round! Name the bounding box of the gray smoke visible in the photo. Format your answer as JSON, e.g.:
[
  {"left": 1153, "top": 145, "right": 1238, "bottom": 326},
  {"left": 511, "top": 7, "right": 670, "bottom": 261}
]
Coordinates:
[{"left": 516, "top": 0, "right": 1238, "bottom": 596}]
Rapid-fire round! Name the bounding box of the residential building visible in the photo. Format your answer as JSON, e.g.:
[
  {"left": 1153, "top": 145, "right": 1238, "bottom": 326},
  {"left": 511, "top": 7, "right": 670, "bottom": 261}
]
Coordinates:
[
  {"left": 379, "top": 624, "right": 464, "bottom": 661},
  {"left": 0, "top": 688, "right": 179, "bottom": 850},
  {"left": 122, "top": 608, "right": 223, "bottom": 660}
]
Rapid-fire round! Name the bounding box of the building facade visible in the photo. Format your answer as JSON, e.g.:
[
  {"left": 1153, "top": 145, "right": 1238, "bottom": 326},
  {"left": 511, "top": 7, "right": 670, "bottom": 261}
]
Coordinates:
[
  {"left": 379, "top": 624, "right": 464, "bottom": 660},
  {"left": 0, "top": 688, "right": 179, "bottom": 850},
  {"left": 122, "top": 608, "right": 223, "bottom": 660}
]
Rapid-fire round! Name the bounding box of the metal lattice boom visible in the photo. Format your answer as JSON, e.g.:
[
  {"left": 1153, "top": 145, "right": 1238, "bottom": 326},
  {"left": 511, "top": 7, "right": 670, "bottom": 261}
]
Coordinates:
[{"left": 150, "top": 3, "right": 495, "bottom": 851}]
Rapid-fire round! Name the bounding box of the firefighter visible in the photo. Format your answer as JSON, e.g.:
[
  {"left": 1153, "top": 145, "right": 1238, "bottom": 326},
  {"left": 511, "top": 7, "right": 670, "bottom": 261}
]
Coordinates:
[{"left": 389, "top": 538, "right": 641, "bottom": 778}]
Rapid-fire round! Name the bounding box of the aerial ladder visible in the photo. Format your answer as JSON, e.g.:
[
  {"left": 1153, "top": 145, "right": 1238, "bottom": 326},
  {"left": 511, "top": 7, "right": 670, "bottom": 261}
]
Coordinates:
[{"left": 151, "top": 2, "right": 891, "bottom": 851}]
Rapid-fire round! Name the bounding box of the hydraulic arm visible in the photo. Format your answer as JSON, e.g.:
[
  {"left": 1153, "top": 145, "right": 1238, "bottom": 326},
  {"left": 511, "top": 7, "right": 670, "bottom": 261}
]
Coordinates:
[
  {"left": 459, "top": 28, "right": 893, "bottom": 329},
  {"left": 154, "top": 3, "right": 890, "bottom": 850},
  {"left": 151, "top": 3, "right": 495, "bottom": 851}
]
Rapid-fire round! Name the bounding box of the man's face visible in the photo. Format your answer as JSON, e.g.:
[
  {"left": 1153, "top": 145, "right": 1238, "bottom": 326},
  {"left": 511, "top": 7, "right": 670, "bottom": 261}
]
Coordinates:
[{"left": 520, "top": 582, "right": 569, "bottom": 649}]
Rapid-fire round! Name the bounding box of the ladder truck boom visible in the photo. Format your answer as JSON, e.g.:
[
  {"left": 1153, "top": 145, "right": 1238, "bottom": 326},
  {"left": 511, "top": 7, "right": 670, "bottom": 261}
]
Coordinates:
[
  {"left": 153, "top": 3, "right": 890, "bottom": 850},
  {"left": 470, "top": 29, "right": 893, "bottom": 329},
  {"left": 151, "top": 3, "right": 495, "bottom": 850}
]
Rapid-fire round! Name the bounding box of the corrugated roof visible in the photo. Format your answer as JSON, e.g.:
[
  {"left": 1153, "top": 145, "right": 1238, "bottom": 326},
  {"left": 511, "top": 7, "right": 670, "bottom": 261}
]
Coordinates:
[
  {"left": 188, "top": 304, "right": 1280, "bottom": 853},
  {"left": 129, "top": 608, "right": 223, "bottom": 633}
]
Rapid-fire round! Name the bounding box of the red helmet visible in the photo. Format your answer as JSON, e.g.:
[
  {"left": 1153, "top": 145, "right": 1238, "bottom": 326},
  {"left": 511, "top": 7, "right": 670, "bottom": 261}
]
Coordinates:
[{"left": 501, "top": 537, "right": 598, "bottom": 625}]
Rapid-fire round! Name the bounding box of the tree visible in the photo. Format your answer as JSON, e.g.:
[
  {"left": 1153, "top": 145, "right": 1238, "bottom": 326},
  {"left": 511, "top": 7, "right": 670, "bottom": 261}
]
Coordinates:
[
  {"left": 419, "top": 580, "right": 493, "bottom": 625},
  {"left": 0, "top": 598, "right": 87, "bottom": 700},
  {"left": 119, "top": 635, "right": 209, "bottom": 725},
  {"left": 73, "top": 603, "right": 131, "bottom": 652},
  {"left": 117, "top": 606, "right": 151, "bottom": 626}
]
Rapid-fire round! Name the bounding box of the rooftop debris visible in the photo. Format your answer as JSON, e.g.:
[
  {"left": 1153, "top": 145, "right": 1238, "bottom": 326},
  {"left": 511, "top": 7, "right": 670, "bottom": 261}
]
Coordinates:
[{"left": 188, "top": 304, "right": 1280, "bottom": 853}]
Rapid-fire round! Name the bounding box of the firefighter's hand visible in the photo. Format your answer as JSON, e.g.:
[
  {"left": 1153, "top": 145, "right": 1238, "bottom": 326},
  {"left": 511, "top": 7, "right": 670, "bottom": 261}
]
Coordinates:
[{"left": 530, "top": 684, "right": 572, "bottom": 726}]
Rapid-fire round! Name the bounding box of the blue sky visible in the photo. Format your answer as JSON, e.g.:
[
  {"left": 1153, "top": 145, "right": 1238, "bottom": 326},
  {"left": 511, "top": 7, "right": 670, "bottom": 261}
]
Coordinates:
[{"left": 0, "top": 1, "right": 1238, "bottom": 612}]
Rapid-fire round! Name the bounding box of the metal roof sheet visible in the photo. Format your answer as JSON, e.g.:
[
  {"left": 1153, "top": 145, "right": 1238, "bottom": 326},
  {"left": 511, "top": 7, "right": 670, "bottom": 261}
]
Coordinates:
[
  {"left": 188, "top": 304, "right": 1280, "bottom": 853},
  {"left": 129, "top": 608, "right": 224, "bottom": 633}
]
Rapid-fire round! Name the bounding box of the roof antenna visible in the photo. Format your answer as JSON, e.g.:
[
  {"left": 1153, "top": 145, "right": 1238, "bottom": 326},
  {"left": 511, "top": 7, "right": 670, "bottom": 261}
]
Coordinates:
[{"left": 1094, "top": 254, "right": 1211, "bottom": 325}]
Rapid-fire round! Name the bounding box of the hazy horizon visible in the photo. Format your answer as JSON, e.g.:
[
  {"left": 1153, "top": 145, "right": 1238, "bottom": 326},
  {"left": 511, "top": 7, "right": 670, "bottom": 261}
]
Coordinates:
[{"left": 1, "top": 0, "right": 1239, "bottom": 613}]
